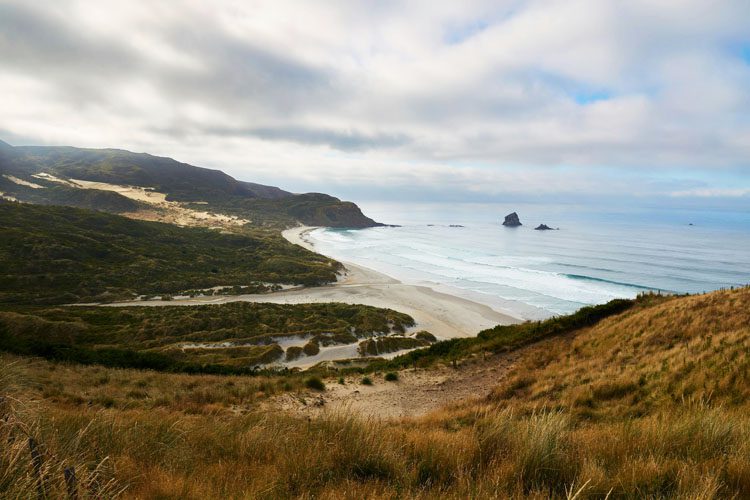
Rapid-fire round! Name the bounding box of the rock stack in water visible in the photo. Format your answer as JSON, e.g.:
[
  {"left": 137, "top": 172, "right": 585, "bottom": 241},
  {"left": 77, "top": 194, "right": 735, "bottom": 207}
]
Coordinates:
[{"left": 502, "top": 212, "right": 522, "bottom": 227}]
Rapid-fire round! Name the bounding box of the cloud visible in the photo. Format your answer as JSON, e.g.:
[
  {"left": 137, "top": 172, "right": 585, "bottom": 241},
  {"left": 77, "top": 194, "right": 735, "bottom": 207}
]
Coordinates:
[
  {"left": 671, "top": 188, "right": 750, "bottom": 198},
  {"left": 223, "top": 126, "right": 410, "bottom": 152},
  {"left": 0, "top": 0, "right": 748, "bottom": 205}
]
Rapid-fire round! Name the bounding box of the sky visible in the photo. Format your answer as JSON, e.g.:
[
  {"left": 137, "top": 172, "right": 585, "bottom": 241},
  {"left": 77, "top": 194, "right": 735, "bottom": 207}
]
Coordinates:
[{"left": 1, "top": 0, "right": 749, "bottom": 209}]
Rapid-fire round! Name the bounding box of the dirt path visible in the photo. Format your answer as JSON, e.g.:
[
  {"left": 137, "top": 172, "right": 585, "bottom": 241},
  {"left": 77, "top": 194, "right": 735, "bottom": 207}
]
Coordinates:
[
  {"left": 264, "top": 350, "right": 527, "bottom": 420},
  {"left": 263, "top": 331, "right": 578, "bottom": 420}
]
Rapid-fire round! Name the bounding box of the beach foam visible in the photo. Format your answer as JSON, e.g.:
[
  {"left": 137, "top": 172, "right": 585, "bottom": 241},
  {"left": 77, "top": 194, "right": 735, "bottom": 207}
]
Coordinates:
[{"left": 306, "top": 216, "right": 750, "bottom": 316}]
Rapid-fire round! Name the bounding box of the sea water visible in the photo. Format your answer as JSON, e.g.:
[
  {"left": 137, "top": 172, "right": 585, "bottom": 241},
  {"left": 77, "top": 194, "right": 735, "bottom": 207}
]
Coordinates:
[{"left": 306, "top": 202, "right": 750, "bottom": 318}]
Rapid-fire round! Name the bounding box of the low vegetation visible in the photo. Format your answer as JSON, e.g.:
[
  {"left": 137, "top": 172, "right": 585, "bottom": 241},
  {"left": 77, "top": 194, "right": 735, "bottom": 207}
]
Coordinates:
[
  {"left": 358, "top": 335, "right": 431, "bottom": 356},
  {"left": 487, "top": 286, "right": 750, "bottom": 419},
  {"left": 0, "top": 201, "right": 340, "bottom": 304},
  {"left": 0, "top": 302, "right": 414, "bottom": 373},
  {"left": 373, "top": 295, "right": 652, "bottom": 371},
  {"left": 305, "top": 376, "right": 326, "bottom": 391}
]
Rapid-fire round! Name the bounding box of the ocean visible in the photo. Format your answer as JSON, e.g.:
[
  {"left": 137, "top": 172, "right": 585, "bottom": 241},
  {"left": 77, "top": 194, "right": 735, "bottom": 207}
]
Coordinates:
[{"left": 306, "top": 202, "right": 750, "bottom": 319}]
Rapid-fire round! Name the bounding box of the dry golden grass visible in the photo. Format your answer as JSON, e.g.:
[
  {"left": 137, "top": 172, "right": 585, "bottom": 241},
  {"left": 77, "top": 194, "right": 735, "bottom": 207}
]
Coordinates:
[
  {"left": 1, "top": 287, "right": 749, "bottom": 498},
  {"left": 0, "top": 353, "right": 309, "bottom": 415},
  {"left": 489, "top": 286, "right": 750, "bottom": 418}
]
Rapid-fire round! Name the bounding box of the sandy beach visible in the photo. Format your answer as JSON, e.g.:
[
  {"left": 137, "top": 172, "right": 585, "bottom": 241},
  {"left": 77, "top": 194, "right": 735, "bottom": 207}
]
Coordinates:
[{"left": 106, "top": 226, "right": 519, "bottom": 339}]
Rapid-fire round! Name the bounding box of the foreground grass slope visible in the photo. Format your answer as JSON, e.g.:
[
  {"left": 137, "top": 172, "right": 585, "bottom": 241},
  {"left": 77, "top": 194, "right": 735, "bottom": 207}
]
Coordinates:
[
  {"left": 0, "top": 201, "right": 339, "bottom": 304},
  {"left": 2, "top": 287, "right": 749, "bottom": 498}
]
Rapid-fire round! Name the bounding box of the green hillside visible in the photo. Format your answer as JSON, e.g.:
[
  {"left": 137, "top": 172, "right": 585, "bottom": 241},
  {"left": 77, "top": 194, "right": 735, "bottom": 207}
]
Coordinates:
[{"left": 0, "top": 201, "right": 339, "bottom": 304}]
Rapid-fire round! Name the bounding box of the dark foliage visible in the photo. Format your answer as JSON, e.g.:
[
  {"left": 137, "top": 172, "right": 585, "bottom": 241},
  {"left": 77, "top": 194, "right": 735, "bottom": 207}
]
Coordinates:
[
  {"left": 0, "top": 201, "right": 339, "bottom": 304},
  {"left": 305, "top": 377, "right": 326, "bottom": 391},
  {"left": 0, "top": 302, "right": 414, "bottom": 373}
]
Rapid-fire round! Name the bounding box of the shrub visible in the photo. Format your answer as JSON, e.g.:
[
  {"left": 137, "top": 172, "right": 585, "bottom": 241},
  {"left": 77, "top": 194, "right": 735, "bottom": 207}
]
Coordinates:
[
  {"left": 384, "top": 372, "right": 398, "bottom": 382},
  {"left": 303, "top": 341, "right": 320, "bottom": 356},
  {"left": 415, "top": 331, "right": 437, "bottom": 342},
  {"left": 305, "top": 377, "right": 326, "bottom": 391},
  {"left": 361, "top": 377, "right": 373, "bottom": 386},
  {"left": 286, "top": 346, "right": 303, "bottom": 361}
]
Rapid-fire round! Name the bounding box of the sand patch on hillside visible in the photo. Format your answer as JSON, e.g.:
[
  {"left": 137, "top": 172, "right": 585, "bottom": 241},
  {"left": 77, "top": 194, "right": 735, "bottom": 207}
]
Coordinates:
[
  {"left": 37, "top": 174, "right": 249, "bottom": 228},
  {"left": 3, "top": 175, "right": 45, "bottom": 189}
]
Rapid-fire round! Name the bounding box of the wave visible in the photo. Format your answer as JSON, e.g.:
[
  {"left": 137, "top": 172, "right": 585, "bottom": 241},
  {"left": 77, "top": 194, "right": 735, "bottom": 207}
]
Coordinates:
[
  {"left": 309, "top": 223, "right": 750, "bottom": 316},
  {"left": 562, "top": 274, "right": 658, "bottom": 291}
]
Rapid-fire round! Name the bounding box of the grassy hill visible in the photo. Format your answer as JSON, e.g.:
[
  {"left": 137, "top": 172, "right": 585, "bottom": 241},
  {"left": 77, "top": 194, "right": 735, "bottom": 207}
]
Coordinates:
[
  {"left": 0, "top": 201, "right": 339, "bottom": 304},
  {"left": 1, "top": 287, "right": 748, "bottom": 498},
  {"left": 488, "top": 286, "right": 750, "bottom": 417},
  {"left": 0, "top": 140, "right": 380, "bottom": 227}
]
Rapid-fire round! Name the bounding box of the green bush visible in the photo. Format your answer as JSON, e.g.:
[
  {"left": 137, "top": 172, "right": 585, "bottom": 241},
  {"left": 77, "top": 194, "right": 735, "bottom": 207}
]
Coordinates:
[
  {"left": 384, "top": 372, "right": 398, "bottom": 382},
  {"left": 303, "top": 341, "right": 320, "bottom": 356},
  {"left": 414, "top": 331, "right": 437, "bottom": 342},
  {"left": 361, "top": 377, "right": 373, "bottom": 386},
  {"left": 305, "top": 377, "right": 326, "bottom": 391},
  {"left": 286, "top": 346, "right": 303, "bottom": 361}
]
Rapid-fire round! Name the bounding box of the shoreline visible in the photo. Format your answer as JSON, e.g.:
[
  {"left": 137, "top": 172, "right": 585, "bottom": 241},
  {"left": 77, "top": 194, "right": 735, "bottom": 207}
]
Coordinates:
[
  {"left": 105, "top": 226, "right": 520, "bottom": 340},
  {"left": 283, "top": 225, "right": 526, "bottom": 328}
]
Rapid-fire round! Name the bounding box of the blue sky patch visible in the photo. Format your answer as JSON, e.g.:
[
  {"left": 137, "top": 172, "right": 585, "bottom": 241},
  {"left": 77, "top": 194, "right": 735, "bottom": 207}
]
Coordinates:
[
  {"left": 572, "top": 90, "right": 613, "bottom": 105},
  {"left": 444, "top": 20, "right": 488, "bottom": 45}
]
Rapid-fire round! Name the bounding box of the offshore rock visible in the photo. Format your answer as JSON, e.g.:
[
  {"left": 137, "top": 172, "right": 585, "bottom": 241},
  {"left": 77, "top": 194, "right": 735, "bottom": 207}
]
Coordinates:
[{"left": 502, "top": 212, "right": 522, "bottom": 227}]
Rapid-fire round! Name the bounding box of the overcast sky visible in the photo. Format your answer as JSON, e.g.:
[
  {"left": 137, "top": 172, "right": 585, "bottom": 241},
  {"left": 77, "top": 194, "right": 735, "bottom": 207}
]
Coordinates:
[{"left": 1, "top": 0, "right": 749, "bottom": 208}]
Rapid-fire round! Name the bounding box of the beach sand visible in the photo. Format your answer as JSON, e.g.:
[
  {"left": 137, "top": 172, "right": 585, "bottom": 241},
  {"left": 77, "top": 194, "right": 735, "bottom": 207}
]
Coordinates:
[
  {"left": 281, "top": 226, "right": 519, "bottom": 336},
  {"left": 106, "top": 226, "right": 519, "bottom": 340}
]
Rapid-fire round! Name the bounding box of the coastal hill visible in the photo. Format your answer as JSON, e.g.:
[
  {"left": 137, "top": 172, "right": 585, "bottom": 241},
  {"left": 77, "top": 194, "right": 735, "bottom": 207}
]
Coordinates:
[{"left": 0, "top": 140, "right": 378, "bottom": 228}]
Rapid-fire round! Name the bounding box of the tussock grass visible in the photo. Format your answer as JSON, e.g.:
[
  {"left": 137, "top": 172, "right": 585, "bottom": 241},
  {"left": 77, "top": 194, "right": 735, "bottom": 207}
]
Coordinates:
[
  {"left": 2, "top": 287, "right": 749, "bottom": 498},
  {"left": 0, "top": 363, "right": 123, "bottom": 498},
  {"left": 0, "top": 353, "right": 308, "bottom": 414},
  {"left": 489, "top": 286, "right": 750, "bottom": 418}
]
